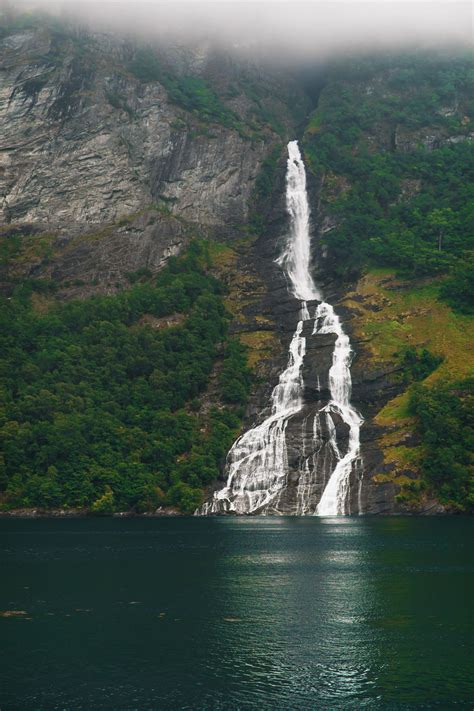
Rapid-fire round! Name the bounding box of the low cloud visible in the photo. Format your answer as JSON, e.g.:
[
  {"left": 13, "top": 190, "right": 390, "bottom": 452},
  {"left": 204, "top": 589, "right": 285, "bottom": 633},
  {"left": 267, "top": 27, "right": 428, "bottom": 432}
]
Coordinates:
[{"left": 5, "top": 1, "right": 473, "bottom": 61}]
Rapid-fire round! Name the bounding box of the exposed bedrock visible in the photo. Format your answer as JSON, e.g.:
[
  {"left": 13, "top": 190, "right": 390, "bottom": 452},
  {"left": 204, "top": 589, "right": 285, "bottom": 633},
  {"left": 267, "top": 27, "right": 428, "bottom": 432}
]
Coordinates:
[
  {"left": 0, "top": 30, "right": 274, "bottom": 232},
  {"left": 0, "top": 26, "right": 439, "bottom": 514},
  {"left": 0, "top": 27, "right": 307, "bottom": 300},
  {"left": 208, "top": 161, "right": 429, "bottom": 515}
]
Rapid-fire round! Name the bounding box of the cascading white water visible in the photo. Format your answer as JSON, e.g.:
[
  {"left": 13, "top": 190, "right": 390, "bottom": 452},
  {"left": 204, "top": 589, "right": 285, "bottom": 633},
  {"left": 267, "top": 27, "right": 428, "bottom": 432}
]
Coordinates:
[
  {"left": 277, "top": 141, "right": 321, "bottom": 302},
  {"left": 200, "top": 309, "right": 308, "bottom": 514},
  {"left": 313, "top": 304, "right": 363, "bottom": 515},
  {"left": 200, "top": 141, "right": 317, "bottom": 514},
  {"left": 199, "top": 140, "right": 362, "bottom": 515}
]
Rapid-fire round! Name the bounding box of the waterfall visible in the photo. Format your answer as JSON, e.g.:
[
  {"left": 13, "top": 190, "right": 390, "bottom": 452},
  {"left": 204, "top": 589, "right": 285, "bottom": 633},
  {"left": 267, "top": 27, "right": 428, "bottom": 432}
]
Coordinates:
[
  {"left": 276, "top": 141, "right": 321, "bottom": 302},
  {"left": 200, "top": 303, "right": 310, "bottom": 514},
  {"left": 199, "top": 140, "right": 362, "bottom": 515},
  {"left": 312, "top": 304, "right": 363, "bottom": 515}
]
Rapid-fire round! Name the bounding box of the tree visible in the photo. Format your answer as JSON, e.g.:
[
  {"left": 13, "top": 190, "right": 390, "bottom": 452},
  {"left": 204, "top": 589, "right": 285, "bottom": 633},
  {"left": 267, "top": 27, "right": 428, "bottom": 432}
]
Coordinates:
[
  {"left": 91, "top": 487, "right": 116, "bottom": 515},
  {"left": 427, "top": 208, "right": 455, "bottom": 253},
  {"left": 0, "top": 240, "right": 250, "bottom": 514}
]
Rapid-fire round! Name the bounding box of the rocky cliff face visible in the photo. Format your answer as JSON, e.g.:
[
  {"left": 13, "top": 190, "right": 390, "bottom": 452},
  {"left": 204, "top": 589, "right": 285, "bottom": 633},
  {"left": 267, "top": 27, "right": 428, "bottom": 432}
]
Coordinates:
[
  {"left": 2, "top": 22, "right": 462, "bottom": 514},
  {"left": 1, "top": 24, "right": 304, "bottom": 296},
  {"left": 206, "top": 170, "right": 410, "bottom": 515}
]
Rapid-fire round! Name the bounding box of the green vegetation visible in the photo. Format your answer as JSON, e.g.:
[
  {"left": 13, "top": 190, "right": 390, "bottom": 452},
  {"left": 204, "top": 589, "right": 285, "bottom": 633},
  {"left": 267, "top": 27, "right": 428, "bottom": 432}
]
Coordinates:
[
  {"left": 129, "top": 48, "right": 241, "bottom": 131},
  {"left": 238, "top": 80, "right": 286, "bottom": 136},
  {"left": 347, "top": 270, "right": 473, "bottom": 383},
  {"left": 409, "top": 378, "right": 473, "bottom": 511},
  {"left": 396, "top": 346, "right": 443, "bottom": 383},
  {"left": 106, "top": 91, "right": 134, "bottom": 118},
  {"left": 220, "top": 339, "right": 252, "bottom": 405},
  {"left": 128, "top": 48, "right": 292, "bottom": 139},
  {"left": 125, "top": 267, "right": 153, "bottom": 284},
  {"left": 303, "top": 53, "right": 473, "bottom": 512},
  {"left": 303, "top": 52, "right": 474, "bottom": 302},
  {"left": 250, "top": 145, "right": 283, "bottom": 235},
  {"left": 439, "top": 256, "right": 474, "bottom": 314},
  {"left": 0, "top": 242, "right": 251, "bottom": 514},
  {"left": 348, "top": 268, "right": 473, "bottom": 509}
]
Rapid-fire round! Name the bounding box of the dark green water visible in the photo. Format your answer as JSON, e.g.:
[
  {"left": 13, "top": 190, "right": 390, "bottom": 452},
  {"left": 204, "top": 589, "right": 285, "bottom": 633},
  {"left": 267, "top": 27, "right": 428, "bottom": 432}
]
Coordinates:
[{"left": 0, "top": 517, "right": 473, "bottom": 709}]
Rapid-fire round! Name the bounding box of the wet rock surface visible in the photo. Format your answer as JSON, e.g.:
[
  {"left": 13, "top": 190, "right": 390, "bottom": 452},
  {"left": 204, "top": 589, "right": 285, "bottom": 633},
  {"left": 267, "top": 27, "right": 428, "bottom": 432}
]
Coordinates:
[
  {"left": 0, "top": 26, "right": 441, "bottom": 515},
  {"left": 202, "top": 166, "right": 428, "bottom": 515}
]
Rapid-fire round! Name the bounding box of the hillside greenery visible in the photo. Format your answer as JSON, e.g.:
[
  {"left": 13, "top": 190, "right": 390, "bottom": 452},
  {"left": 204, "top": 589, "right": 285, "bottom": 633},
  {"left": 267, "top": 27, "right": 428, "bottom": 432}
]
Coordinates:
[
  {"left": 396, "top": 346, "right": 443, "bottom": 384},
  {"left": 303, "top": 52, "right": 474, "bottom": 314},
  {"left": 409, "top": 379, "right": 473, "bottom": 512},
  {"left": 129, "top": 48, "right": 243, "bottom": 132},
  {"left": 308, "top": 53, "right": 474, "bottom": 513},
  {"left": 0, "top": 242, "right": 251, "bottom": 514}
]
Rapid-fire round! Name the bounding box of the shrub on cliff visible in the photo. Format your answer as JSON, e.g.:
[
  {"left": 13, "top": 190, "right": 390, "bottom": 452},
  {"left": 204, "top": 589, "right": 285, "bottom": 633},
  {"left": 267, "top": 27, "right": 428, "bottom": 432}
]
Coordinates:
[
  {"left": 91, "top": 487, "right": 116, "bottom": 515},
  {"left": 439, "top": 256, "right": 474, "bottom": 314}
]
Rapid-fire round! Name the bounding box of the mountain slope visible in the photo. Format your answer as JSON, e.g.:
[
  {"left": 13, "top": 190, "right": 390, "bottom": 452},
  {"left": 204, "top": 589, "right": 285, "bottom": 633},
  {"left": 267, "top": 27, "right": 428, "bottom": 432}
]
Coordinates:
[
  {"left": 1, "top": 18, "right": 472, "bottom": 514},
  {"left": 300, "top": 52, "right": 473, "bottom": 511}
]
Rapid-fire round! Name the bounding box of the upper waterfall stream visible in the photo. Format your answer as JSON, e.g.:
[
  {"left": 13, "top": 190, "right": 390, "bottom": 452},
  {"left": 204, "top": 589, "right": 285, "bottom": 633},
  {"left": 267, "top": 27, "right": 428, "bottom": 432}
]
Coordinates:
[{"left": 200, "top": 141, "right": 362, "bottom": 515}]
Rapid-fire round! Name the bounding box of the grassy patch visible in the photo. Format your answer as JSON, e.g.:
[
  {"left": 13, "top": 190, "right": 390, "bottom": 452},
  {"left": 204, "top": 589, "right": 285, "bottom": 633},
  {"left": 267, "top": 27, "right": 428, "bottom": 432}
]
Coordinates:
[
  {"left": 207, "top": 242, "right": 238, "bottom": 271},
  {"left": 205, "top": 242, "right": 278, "bottom": 370},
  {"left": 347, "top": 270, "right": 473, "bottom": 387},
  {"left": 376, "top": 392, "right": 411, "bottom": 425},
  {"left": 0, "top": 230, "right": 56, "bottom": 274},
  {"left": 238, "top": 331, "right": 280, "bottom": 369},
  {"left": 30, "top": 292, "right": 54, "bottom": 314},
  {"left": 348, "top": 268, "right": 473, "bottom": 506}
]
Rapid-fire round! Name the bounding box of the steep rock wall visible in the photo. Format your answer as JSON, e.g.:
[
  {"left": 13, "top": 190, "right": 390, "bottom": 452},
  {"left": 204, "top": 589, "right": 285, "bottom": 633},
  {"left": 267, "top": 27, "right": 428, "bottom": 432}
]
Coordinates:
[
  {"left": 2, "top": 26, "right": 468, "bottom": 514},
  {"left": 199, "top": 156, "right": 402, "bottom": 514},
  {"left": 0, "top": 25, "right": 307, "bottom": 300},
  {"left": 0, "top": 28, "right": 290, "bottom": 230}
]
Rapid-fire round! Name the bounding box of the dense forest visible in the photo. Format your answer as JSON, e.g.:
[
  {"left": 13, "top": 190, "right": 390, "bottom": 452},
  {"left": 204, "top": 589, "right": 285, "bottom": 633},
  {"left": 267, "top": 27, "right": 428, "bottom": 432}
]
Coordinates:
[
  {"left": 0, "top": 243, "right": 251, "bottom": 513},
  {"left": 409, "top": 378, "right": 473, "bottom": 511},
  {"left": 300, "top": 53, "right": 473, "bottom": 511},
  {"left": 303, "top": 53, "right": 474, "bottom": 314},
  {"left": 0, "top": 15, "right": 472, "bottom": 514}
]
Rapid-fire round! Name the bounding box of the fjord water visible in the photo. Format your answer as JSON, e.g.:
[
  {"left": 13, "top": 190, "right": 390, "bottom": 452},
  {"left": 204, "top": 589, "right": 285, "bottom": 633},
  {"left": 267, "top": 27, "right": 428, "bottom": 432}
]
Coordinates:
[{"left": 1, "top": 517, "right": 473, "bottom": 709}]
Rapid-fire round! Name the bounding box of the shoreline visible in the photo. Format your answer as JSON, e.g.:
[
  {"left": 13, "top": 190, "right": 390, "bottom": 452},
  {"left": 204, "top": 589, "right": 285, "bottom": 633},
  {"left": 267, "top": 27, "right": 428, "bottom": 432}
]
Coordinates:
[
  {"left": 0, "top": 507, "right": 184, "bottom": 518},
  {"left": 0, "top": 504, "right": 458, "bottom": 518}
]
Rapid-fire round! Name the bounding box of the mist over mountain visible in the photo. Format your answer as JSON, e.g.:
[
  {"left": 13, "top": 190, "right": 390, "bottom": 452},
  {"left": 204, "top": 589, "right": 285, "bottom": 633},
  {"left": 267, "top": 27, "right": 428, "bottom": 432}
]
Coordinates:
[{"left": 4, "top": 0, "right": 473, "bottom": 62}]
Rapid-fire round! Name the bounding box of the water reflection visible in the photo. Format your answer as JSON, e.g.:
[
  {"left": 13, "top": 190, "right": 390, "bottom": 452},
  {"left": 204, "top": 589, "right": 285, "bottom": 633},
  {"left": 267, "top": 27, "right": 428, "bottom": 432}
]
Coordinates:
[
  {"left": 201, "top": 518, "right": 391, "bottom": 706},
  {"left": 0, "top": 517, "right": 473, "bottom": 708}
]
